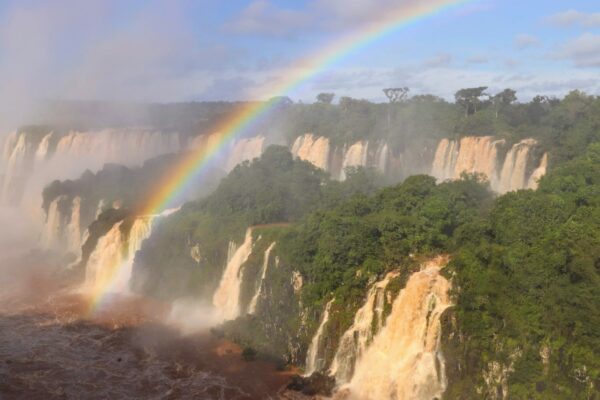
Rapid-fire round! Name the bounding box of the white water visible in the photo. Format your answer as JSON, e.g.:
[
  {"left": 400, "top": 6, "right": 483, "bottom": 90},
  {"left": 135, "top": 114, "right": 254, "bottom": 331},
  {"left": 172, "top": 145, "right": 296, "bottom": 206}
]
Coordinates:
[
  {"left": 340, "top": 141, "right": 369, "bottom": 180},
  {"left": 375, "top": 142, "right": 389, "bottom": 173},
  {"left": 40, "top": 196, "right": 83, "bottom": 254},
  {"left": 431, "top": 136, "right": 546, "bottom": 193},
  {"left": 1, "top": 128, "right": 182, "bottom": 206},
  {"left": 84, "top": 221, "right": 125, "bottom": 294},
  {"left": 497, "top": 139, "right": 535, "bottom": 193},
  {"left": 111, "top": 217, "right": 154, "bottom": 293},
  {"left": 247, "top": 242, "right": 276, "bottom": 314},
  {"left": 212, "top": 229, "right": 254, "bottom": 321},
  {"left": 527, "top": 153, "right": 548, "bottom": 189},
  {"left": 346, "top": 261, "right": 451, "bottom": 400},
  {"left": 66, "top": 197, "right": 82, "bottom": 254},
  {"left": 329, "top": 272, "right": 397, "bottom": 384},
  {"left": 291, "top": 134, "right": 331, "bottom": 171},
  {"left": 305, "top": 298, "right": 334, "bottom": 376},
  {"left": 226, "top": 136, "right": 266, "bottom": 171},
  {"left": 84, "top": 214, "right": 161, "bottom": 296},
  {"left": 40, "top": 196, "right": 64, "bottom": 249}
]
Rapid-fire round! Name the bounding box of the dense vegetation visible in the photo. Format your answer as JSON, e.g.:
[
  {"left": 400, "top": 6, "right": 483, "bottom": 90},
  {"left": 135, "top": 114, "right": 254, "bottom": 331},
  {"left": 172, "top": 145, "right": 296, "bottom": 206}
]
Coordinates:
[
  {"left": 445, "top": 143, "right": 600, "bottom": 399},
  {"left": 132, "top": 146, "right": 382, "bottom": 301}
]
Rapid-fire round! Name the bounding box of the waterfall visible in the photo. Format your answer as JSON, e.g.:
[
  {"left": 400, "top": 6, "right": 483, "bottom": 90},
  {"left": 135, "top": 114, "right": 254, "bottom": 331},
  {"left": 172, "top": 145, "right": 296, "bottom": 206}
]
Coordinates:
[
  {"left": 84, "top": 215, "right": 158, "bottom": 296},
  {"left": 346, "top": 263, "right": 451, "bottom": 400},
  {"left": 1, "top": 128, "right": 182, "bottom": 205},
  {"left": 84, "top": 221, "right": 125, "bottom": 294},
  {"left": 2, "top": 132, "right": 28, "bottom": 201},
  {"left": 291, "top": 134, "right": 331, "bottom": 172},
  {"left": 66, "top": 197, "right": 82, "bottom": 254},
  {"left": 34, "top": 132, "right": 53, "bottom": 162},
  {"left": 527, "top": 153, "right": 548, "bottom": 189},
  {"left": 41, "top": 196, "right": 64, "bottom": 249},
  {"left": 375, "top": 143, "right": 389, "bottom": 173},
  {"left": 110, "top": 217, "right": 154, "bottom": 293},
  {"left": 431, "top": 136, "right": 546, "bottom": 193},
  {"left": 497, "top": 139, "right": 535, "bottom": 193},
  {"left": 305, "top": 299, "right": 334, "bottom": 376},
  {"left": 329, "top": 272, "right": 397, "bottom": 384},
  {"left": 212, "top": 229, "right": 254, "bottom": 321},
  {"left": 1, "top": 131, "right": 17, "bottom": 163},
  {"left": 247, "top": 242, "right": 276, "bottom": 314},
  {"left": 226, "top": 136, "right": 266, "bottom": 171},
  {"left": 431, "top": 136, "right": 502, "bottom": 184},
  {"left": 340, "top": 141, "right": 369, "bottom": 180}
]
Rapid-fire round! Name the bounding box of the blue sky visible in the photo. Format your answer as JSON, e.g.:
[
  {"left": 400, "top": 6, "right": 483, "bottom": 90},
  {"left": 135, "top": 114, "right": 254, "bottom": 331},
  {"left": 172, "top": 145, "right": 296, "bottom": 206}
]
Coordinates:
[{"left": 0, "top": 0, "right": 598, "bottom": 108}]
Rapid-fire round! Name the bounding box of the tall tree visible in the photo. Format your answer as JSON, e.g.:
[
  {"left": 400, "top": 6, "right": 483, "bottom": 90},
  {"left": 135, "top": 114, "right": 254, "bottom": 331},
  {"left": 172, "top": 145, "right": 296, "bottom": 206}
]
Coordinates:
[
  {"left": 455, "top": 86, "right": 489, "bottom": 117},
  {"left": 316, "top": 92, "right": 335, "bottom": 104},
  {"left": 383, "top": 87, "right": 409, "bottom": 130},
  {"left": 491, "top": 88, "right": 517, "bottom": 118}
]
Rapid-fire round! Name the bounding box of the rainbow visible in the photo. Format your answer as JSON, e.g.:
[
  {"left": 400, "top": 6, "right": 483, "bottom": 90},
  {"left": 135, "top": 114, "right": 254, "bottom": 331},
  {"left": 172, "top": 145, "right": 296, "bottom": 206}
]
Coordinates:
[{"left": 87, "top": 0, "right": 471, "bottom": 313}]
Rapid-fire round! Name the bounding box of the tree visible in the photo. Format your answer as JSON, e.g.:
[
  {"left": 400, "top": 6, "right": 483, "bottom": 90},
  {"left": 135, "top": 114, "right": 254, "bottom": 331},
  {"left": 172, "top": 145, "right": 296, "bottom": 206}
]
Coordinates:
[
  {"left": 491, "top": 88, "right": 517, "bottom": 118},
  {"left": 382, "top": 87, "right": 409, "bottom": 103},
  {"left": 383, "top": 87, "right": 410, "bottom": 130},
  {"left": 455, "top": 86, "right": 489, "bottom": 117},
  {"left": 316, "top": 92, "right": 335, "bottom": 104}
]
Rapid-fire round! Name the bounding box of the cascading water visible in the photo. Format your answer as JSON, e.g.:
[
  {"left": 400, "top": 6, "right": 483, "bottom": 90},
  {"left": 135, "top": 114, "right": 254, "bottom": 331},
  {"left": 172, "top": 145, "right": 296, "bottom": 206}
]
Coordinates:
[
  {"left": 40, "top": 196, "right": 64, "bottom": 249},
  {"left": 431, "top": 136, "right": 546, "bottom": 193},
  {"left": 34, "top": 132, "right": 53, "bottom": 162},
  {"left": 84, "top": 221, "right": 125, "bottom": 295},
  {"left": 305, "top": 298, "right": 334, "bottom": 376},
  {"left": 498, "top": 139, "right": 535, "bottom": 193},
  {"left": 291, "top": 134, "right": 331, "bottom": 172},
  {"left": 66, "top": 197, "right": 82, "bottom": 254},
  {"left": 375, "top": 142, "right": 389, "bottom": 173},
  {"left": 247, "top": 242, "right": 276, "bottom": 314},
  {"left": 329, "top": 272, "right": 397, "bottom": 384},
  {"left": 84, "top": 214, "right": 160, "bottom": 296},
  {"left": 225, "top": 136, "right": 266, "bottom": 171},
  {"left": 212, "top": 229, "right": 254, "bottom": 321},
  {"left": 340, "top": 141, "right": 369, "bottom": 180},
  {"left": 346, "top": 261, "right": 451, "bottom": 400},
  {"left": 1, "top": 128, "right": 182, "bottom": 205},
  {"left": 527, "top": 153, "right": 548, "bottom": 189}
]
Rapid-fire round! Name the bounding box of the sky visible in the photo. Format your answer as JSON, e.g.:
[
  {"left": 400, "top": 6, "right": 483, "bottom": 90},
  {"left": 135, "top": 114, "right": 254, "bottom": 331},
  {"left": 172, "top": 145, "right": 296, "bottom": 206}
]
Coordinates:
[{"left": 0, "top": 0, "right": 598, "bottom": 113}]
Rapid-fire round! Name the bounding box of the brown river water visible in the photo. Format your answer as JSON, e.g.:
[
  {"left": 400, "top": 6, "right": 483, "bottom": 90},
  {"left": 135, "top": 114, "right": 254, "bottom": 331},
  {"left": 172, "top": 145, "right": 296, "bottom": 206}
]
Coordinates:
[{"left": 0, "top": 262, "right": 292, "bottom": 400}]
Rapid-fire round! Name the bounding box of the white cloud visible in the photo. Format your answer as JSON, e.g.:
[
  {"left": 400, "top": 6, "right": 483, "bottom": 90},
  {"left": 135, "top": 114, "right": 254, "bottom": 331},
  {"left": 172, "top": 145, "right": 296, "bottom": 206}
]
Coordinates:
[
  {"left": 555, "top": 33, "right": 600, "bottom": 67},
  {"left": 546, "top": 9, "right": 600, "bottom": 28},
  {"left": 466, "top": 55, "right": 489, "bottom": 64},
  {"left": 226, "top": 0, "right": 445, "bottom": 36},
  {"left": 423, "top": 53, "right": 453, "bottom": 68},
  {"left": 224, "top": 0, "right": 310, "bottom": 37},
  {"left": 515, "top": 34, "right": 540, "bottom": 50}
]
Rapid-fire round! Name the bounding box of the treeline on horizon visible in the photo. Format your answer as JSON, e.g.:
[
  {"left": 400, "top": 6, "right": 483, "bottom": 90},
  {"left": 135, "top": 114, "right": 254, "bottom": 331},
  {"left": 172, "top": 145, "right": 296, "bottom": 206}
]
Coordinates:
[{"left": 19, "top": 88, "right": 599, "bottom": 168}]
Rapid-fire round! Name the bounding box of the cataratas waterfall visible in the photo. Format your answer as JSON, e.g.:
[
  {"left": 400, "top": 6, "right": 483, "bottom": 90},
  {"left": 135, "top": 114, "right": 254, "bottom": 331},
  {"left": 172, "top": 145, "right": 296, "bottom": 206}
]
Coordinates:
[
  {"left": 212, "top": 229, "right": 254, "bottom": 321},
  {"left": 305, "top": 299, "right": 335, "bottom": 376},
  {"left": 345, "top": 260, "right": 451, "bottom": 400},
  {"left": 84, "top": 214, "right": 165, "bottom": 296},
  {"left": 247, "top": 242, "right": 276, "bottom": 314},
  {"left": 41, "top": 196, "right": 83, "bottom": 254},
  {"left": 0, "top": 128, "right": 182, "bottom": 205},
  {"left": 291, "top": 134, "right": 331, "bottom": 171},
  {"left": 329, "top": 272, "right": 398, "bottom": 384},
  {"left": 431, "top": 136, "right": 547, "bottom": 193},
  {"left": 291, "top": 134, "right": 391, "bottom": 179}
]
